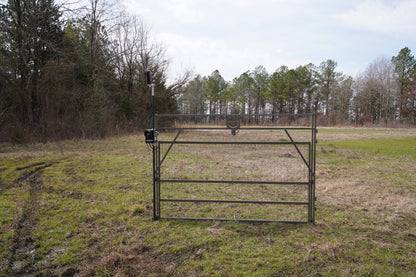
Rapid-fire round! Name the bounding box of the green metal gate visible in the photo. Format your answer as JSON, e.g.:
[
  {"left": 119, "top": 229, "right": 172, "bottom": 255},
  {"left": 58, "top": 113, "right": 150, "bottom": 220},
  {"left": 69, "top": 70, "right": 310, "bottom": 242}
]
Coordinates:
[{"left": 148, "top": 113, "right": 317, "bottom": 223}]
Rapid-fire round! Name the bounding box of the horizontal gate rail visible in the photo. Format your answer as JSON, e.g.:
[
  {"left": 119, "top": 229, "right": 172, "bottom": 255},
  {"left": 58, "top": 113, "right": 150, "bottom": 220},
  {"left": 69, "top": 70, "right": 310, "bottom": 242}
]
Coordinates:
[
  {"left": 160, "top": 199, "right": 309, "bottom": 205},
  {"left": 160, "top": 179, "right": 309, "bottom": 185},
  {"left": 155, "top": 113, "right": 316, "bottom": 116},
  {"left": 160, "top": 217, "right": 309, "bottom": 224},
  {"left": 157, "top": 127, "right": 313, "bottom": 131},
  {"left": 159, "top": 141, "right": 310, "bottom": 145}
]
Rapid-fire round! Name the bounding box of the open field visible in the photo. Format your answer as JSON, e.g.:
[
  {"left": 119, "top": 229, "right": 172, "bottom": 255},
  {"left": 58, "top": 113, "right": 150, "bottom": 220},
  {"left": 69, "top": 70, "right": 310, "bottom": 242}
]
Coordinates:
[{"left": 0, "top": 127, "right": 415, "bottom": 276}]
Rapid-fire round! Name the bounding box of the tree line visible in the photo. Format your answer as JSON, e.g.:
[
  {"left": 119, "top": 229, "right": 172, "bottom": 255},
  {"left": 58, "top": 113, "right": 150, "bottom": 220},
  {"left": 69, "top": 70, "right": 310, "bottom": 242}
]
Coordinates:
[
  {"left": 178, "top": 48, "right": 416, "bottom": 126},
  {"left": 1, "top": 0, "right": 415, "bottom": 142},
  {"left": 0, "top": 0, "right": 189, "bottom": 142}
]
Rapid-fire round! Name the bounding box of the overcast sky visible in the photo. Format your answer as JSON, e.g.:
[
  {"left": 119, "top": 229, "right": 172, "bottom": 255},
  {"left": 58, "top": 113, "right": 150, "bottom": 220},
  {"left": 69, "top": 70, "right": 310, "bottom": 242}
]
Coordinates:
[{"left": 121, "top": 0, "right": 416, "bottom": 82}]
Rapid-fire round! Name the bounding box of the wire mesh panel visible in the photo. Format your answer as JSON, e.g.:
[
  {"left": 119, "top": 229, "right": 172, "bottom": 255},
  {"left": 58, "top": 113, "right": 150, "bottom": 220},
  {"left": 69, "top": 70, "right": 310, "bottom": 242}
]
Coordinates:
[{"left": 151, "top": 114, "right": 316, "bottom": 223}]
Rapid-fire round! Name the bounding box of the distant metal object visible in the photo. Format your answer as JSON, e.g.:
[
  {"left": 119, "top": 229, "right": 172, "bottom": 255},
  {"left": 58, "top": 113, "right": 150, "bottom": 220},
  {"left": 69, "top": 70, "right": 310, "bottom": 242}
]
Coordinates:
[
  {"left": 149, "top": 113, "right": 317, "bottom": 223},
  {"left": 226, "top": 114, "right": 241, "bottom": 135}
]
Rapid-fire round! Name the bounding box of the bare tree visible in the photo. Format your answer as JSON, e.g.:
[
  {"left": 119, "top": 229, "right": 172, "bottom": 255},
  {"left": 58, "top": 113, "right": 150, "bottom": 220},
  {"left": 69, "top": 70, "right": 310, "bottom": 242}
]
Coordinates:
[{"left": 353, "top": 57, "right": 398, "bottom": 125}]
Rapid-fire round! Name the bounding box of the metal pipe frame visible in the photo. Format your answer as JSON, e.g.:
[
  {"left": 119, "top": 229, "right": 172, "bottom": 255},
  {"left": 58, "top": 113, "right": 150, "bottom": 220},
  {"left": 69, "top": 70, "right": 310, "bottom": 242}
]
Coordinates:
[{"left": 152, "top": 113, "right": 316, "bottom": 223}]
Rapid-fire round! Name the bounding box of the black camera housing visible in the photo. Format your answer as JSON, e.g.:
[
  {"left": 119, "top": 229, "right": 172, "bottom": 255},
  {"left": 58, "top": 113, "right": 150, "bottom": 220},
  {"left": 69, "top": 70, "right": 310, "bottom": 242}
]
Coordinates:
[
  {"left": 144, "top": 129, "right": 158, "bottom": 143},
  {"left": 146, "top": 71, "right": 152, "bottom": 85}
]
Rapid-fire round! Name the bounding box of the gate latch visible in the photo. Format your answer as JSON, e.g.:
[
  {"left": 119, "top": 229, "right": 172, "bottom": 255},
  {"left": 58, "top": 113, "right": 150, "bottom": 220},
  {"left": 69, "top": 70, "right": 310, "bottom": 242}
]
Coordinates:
[{"left": 144, "top": 129, "right": 159, "bottom": 143}]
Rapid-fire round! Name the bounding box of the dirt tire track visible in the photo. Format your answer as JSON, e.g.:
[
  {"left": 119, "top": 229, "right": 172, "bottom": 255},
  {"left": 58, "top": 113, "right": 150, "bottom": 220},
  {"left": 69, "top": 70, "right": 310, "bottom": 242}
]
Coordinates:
[
  {"left": 5, "top": 165, "right": 46, "bottom": 275},
  {"left": 0, "top": 163, "right": 51, "bottom": 196}
]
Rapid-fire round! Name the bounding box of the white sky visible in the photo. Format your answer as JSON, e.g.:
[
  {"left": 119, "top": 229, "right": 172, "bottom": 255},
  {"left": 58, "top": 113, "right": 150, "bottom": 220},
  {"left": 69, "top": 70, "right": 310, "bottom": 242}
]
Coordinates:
[{"left": 121, "top": 0, "right": 416, "bottom": 82}]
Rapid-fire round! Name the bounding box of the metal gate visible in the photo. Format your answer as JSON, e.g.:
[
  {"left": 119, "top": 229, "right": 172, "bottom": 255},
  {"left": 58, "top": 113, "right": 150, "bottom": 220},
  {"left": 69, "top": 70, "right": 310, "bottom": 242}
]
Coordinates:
[{"left": 148, "top": 113, "right": 317, "bottom": 223}]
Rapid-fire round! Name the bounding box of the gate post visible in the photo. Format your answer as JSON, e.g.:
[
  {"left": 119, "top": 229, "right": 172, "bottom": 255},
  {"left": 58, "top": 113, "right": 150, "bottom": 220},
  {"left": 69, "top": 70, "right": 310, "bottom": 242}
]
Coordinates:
[
  {"left": 310, "top": 113, "right": 317, "bottom": 223},
  {"left": 153, "top": 142, "right": 160, "bottom": 220},
  {"left": 153, "top": 142, "right": 161, "bottom": 220}
]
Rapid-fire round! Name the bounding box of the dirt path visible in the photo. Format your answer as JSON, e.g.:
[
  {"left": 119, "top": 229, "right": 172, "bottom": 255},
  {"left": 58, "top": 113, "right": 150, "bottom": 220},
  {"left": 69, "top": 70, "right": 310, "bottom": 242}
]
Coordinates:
[{"left": 4, "top": 163, "right": 53, "bottom": 275}]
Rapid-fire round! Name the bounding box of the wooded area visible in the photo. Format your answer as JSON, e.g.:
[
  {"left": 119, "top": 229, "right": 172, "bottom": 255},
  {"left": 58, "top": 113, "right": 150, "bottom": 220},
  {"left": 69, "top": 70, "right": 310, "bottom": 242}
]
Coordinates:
[
  {"left": 1, "top": 0, "right": 415, "bottom": 142},
  {"left": 0, "top": 0, "right": 189, "bottom": 142}
]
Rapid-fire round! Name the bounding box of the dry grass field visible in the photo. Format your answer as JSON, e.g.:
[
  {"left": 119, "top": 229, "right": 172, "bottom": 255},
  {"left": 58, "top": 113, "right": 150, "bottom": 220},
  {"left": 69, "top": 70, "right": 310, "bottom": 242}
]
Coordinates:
[{"left": 0, "top": 127, "right": 415, "bottom": 276}]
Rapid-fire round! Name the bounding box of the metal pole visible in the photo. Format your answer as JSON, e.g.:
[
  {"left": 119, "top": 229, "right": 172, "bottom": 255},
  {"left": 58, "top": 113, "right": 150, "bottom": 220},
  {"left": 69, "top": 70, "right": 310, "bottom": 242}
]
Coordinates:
[
  {"left": 146, "top": 70, "right": 160, "bottom": 220},
  {"left": 149, "top": 82, "right": 158, "bottom": 220},
  {"left": 151, "top": 84, "right": 155, "bottom": 130},
  {"left": 312, "top": 113, "right": 317, "bottom": 223},
  {"left": 150, "top": 84, "right": 156, "bottom": 220}
]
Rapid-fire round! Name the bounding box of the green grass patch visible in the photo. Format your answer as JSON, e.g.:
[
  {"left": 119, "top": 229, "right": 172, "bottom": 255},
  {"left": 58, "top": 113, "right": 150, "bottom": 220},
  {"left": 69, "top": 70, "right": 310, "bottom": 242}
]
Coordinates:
[
  {"left": 320, "top": 137, "right": 416, "bottom": 159},
  {"left": 318, "top": 128, "right": 383, "bottom": 134}
]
